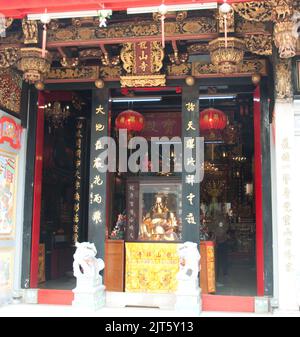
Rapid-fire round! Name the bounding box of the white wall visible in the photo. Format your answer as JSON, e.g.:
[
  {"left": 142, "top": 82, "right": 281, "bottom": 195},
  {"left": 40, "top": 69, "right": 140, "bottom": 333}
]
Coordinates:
[
  {"left": 270, "top": 123, "right": 279, "bottom": 307},
  {"left": 272, "top": 101, "right": 300, "bottom": 312},
  {"left": 293, "top": 100, "right": 300, "bottom": 309}
]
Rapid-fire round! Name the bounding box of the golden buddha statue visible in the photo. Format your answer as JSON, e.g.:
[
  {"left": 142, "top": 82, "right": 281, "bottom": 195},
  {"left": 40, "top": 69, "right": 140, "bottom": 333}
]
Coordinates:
[{"left": 139, "top": 194, "right": 179, "bottom": 241}]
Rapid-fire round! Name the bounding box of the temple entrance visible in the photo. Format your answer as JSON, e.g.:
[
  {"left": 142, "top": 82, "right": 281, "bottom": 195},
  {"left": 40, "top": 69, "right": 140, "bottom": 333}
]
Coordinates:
[
  {"left": 29, "top": 81, "right": 267, "bottom": 309},
  {"left": 199, "top": 87, "right": 257, "bottom": 296},
  {"left": 31, "top": 90, "right": 91, "bottom": 290},
  {"left": 106, "top": 82, "right": 262, "bottom": 299}
]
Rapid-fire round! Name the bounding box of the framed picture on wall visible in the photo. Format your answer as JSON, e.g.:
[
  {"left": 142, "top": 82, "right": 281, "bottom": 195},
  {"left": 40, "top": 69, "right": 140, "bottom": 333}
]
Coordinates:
[{"left": 0, "top": 149, "right": 18, "bottom": 240}]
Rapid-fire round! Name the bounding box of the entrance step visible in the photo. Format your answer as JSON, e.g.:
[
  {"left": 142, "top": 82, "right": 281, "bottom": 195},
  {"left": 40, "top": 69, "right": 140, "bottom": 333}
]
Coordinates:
[{"left": 106, "top": 291, "right": 176, "bottom": 310}]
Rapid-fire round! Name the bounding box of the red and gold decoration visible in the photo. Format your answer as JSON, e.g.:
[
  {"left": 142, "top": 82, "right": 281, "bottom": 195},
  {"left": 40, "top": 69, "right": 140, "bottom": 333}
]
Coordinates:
[
  {"left": 200, "top": 108, "right": 227, "bottom": 132},
  {"left": 125, "top": 242, "right": 179, "bottom": 293},
  {"left": 200, "top": 241, "right": 216, "bottom": 294},
  {"left": 208, "top": 37, "right": 245, "bottom": 74},
  {"left": 0, "top": 69, "right": 22, "bottom": 114},
  {"left": 115, "top": 109, "right": 145, "bottom": 135},
  {"left": 0, "top": 116, "right": 22, "bottom": 150},
  {"left": 120, "top": 41, "right": 165, "bottom": 87},
  {"left": 200, "top": 108, "right": 227, "bottom": 161},
  {"left": 16, "top": 47, "right": 52, "bottom": 83}
]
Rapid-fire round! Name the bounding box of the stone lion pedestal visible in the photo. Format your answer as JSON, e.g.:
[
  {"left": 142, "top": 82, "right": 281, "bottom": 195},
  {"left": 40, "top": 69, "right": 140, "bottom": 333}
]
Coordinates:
[
  {"left": 72, "top": 242, "right": 106, "bottom": 311},
  {"left": 174, "top": 242, "right": 202, "bottom": 316}
]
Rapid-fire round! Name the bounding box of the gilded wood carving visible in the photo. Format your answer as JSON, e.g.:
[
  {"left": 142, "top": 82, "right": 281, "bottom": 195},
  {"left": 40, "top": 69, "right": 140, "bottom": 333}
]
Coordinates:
[
  {"left": 47, "top": 66, "right": 99, "bottom": 80},
  {"left": 275, "top": 58, "right": 293, "bottom": 101},
  {"left": 22, "top": 19, "right": 38, "bottom": 44},
  {"left": 0, "top": 69, "right": 22, "bottom": 114},
  {"left": 244, "top": 34, "right": 273, "bottom": 55},
  {"left": 232, "top": 2, "right": 274, "bottom": 22},
  {"left": 0, "top": 48, "right": 19, "bottom": 69}
]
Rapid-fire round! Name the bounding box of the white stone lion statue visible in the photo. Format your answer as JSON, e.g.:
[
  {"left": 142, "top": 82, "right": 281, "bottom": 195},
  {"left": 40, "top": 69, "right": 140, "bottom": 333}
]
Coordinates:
[
  {"left": 73, "top": 242, "right": 105, "bottom": 289},
  {"left": 176, "top": 241, "right": 200, "bottom": 292}
]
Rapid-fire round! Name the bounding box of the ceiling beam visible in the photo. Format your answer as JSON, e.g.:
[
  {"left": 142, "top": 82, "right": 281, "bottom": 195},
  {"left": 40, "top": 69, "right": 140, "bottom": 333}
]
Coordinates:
[{"left": 47, "top": 33, "right": 218, "bottom": 49}]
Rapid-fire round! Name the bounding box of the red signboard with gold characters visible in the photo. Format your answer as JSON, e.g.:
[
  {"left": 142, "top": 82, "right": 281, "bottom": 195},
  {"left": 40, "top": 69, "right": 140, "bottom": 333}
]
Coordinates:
[
  {"left": 200, "top": 241, "right": 216, "bottom": 294},
  {"left": 0, "top": 117, "right": 22, "bottom": 150}
]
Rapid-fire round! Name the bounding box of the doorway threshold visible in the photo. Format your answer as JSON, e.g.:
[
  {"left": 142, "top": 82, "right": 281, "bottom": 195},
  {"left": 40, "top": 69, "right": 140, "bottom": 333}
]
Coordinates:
[
  {"left": 202, "top": 294, "right": 255, "bottom": 312},
  {"left": 36, "top": 289, "right": 255, "bottom": 313}
]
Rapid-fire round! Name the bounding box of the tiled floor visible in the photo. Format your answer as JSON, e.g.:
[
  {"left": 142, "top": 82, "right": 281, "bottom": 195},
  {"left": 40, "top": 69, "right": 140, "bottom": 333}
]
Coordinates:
[
  {"left": 215, "top": 260, "right": 256, "bottom": 296},
  {"left": 38, "top": 259, "right": 256, "bottom": 296}
]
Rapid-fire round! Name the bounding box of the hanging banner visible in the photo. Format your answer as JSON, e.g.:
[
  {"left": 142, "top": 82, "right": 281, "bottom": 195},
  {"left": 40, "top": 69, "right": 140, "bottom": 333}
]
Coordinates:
[{"left": 125, "top": 242, "right": 179, "bottom": 293}]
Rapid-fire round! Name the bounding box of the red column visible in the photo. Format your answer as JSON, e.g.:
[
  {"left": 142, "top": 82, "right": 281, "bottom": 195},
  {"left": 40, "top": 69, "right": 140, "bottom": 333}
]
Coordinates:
[
  {"left": 30, "top": 92, "right": 45, "bottom": 288},
  {"left": 253, "top": 86, "right": 264, "bottom": 296}
]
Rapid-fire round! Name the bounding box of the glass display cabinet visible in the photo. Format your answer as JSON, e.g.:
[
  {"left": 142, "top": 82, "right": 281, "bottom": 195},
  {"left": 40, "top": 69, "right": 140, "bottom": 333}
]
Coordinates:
[{"left": 126, "top": 177, "right": 182, "bottom": 242}]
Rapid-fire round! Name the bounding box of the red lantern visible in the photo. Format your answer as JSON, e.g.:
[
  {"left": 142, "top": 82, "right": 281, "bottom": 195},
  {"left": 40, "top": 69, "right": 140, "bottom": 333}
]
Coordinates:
[
  {"left": 115, "top": 109, "right": 144, "bottom": 132},
  {"left": 199, "top": 108, "right": 227, "bottom": 131}
]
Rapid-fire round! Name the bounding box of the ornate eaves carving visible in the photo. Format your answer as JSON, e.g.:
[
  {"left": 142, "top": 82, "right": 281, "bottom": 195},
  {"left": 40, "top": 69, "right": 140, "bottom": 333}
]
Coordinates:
[
  {"left": 192, "top": 59, "right": 267, "bottom": 76},
  {"left": 274, "top": 58, "right": 293, "bottom": 102},
  {"left": 217, "top": 6, "right": 235, "bottom": 33},
  {"left": 232, "top": 1, "right": 274, "bottom": 22},
  {"left": 120, "top": 74, "right": 166, "bottom": 88},
  {"left": 48, "top": 17, "right": 217, "bottom": 43},
  {"left": 244, "top": 34, "right": 273, "bottom": 55},
  {"left": 0, "top": 48, "right": 19, "bottom": 68},
  {"left": 99, "top": 65, "right": 122, "bottom": 79},
  {"left": 47, "top": 66, "right": 99, "bottom": 80},
  {"left": 22, "top": 19, "right": 38, "bottom": 44},
  {"left": 187, "top": 43, "right": 209, "bottom": 55},
  {"left": 167, "top": 63, "right": 191, "bottom": 76}
]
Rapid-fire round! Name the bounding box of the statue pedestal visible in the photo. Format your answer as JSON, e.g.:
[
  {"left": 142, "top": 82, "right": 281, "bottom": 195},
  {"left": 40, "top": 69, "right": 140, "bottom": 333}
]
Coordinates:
[
  {"left": 175, "top": 281, "right": 202, "bottom": 316},
  {"left": 174, "top": 242, "right": 201, "bottom": 315},
  {"left": 72, "top": 283, "right": 106, "bottom": 311},
  {"left": 72, "top": 242, "right": 106, "bottom": 311}
]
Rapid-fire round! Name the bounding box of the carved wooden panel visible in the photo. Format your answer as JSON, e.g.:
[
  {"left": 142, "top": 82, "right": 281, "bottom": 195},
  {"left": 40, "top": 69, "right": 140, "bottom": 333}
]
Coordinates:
[
  {"left": 200, "top": 241, "right": 216, "bottom": 294},
  {"left": 104, "top": 239, "right": 125, "bottom": 292}
]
